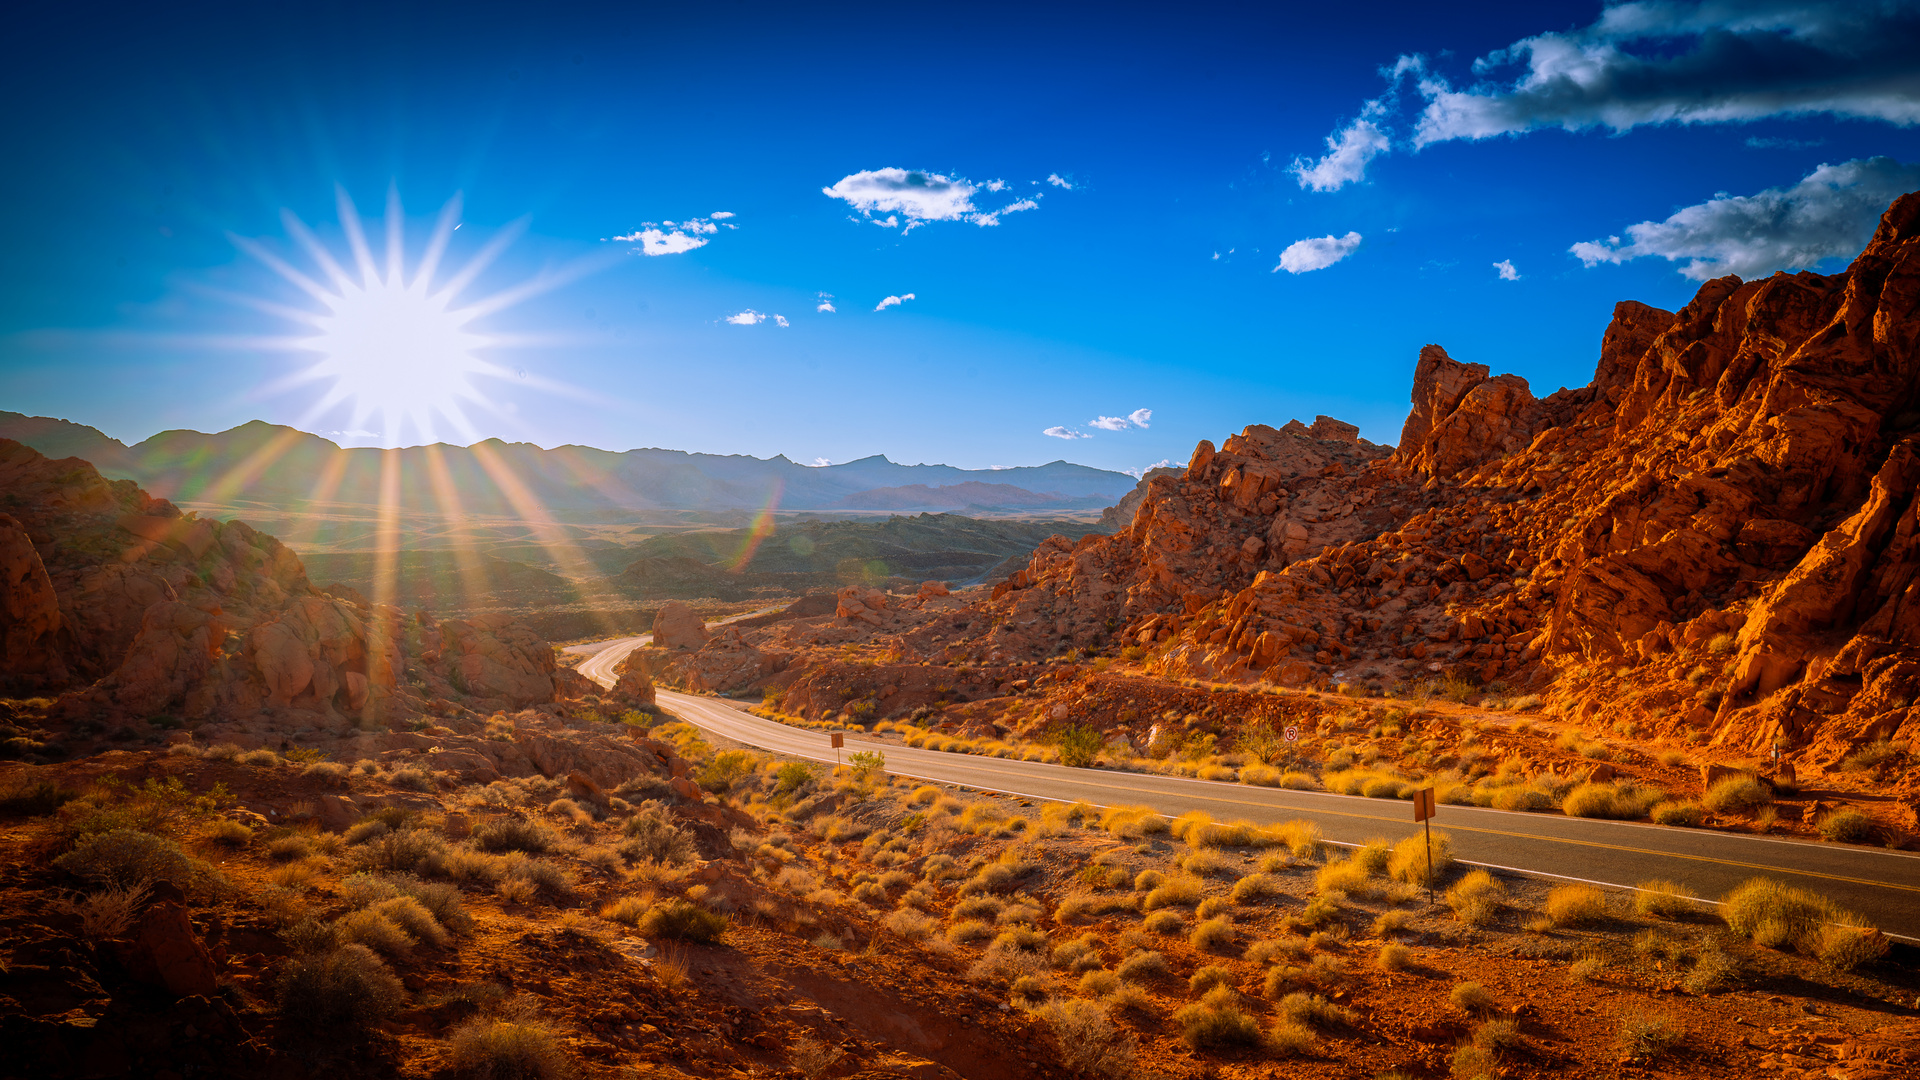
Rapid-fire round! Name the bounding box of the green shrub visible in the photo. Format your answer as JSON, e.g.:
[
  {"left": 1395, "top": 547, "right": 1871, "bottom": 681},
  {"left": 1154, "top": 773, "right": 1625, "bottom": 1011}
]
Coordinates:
[
  {"left": 53, "top": 829, "right": 200, "bottom": 890},
  {"left": 1056, "top": 725, "right": 1104, "bottom": 768},
  {"left": 275, "top": 944, "right": 405, "bottom": 1032},
  {"left": 637, "top": 900, "right": 728, "bottom": 943}
]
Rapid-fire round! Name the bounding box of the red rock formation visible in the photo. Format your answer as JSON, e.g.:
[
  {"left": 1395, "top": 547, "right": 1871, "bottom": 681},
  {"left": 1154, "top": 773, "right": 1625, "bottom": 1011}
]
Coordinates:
[
  {"left": 0, "top": 440, "right": 576, "bottom": 733},
  {"left": 652, "top": 600, "right": 710, "bottom": 651},
  {"left": 943, "top": 188, "right": 1920, "bottom": 767}
]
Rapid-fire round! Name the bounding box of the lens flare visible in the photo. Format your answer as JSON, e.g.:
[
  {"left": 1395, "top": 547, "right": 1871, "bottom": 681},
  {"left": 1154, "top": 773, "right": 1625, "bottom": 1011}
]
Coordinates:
[{"left": 234, "top": 187, "right": 527, "bottom": 446}]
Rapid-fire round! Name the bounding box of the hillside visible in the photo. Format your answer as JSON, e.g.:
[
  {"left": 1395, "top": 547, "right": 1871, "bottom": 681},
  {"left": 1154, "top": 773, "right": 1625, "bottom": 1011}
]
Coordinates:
[{"left": 0, "top": 416, "right": 1135, "bottom": 514}]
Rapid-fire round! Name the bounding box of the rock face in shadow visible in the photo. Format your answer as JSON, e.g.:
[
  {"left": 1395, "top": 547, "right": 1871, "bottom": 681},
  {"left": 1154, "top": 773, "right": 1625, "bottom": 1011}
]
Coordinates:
[
  {"left": 966, "top": 188, "right": 1920, "bottom": 765},
  {"left": 0, "top": 440, "right": 574, "bottom": 730}
]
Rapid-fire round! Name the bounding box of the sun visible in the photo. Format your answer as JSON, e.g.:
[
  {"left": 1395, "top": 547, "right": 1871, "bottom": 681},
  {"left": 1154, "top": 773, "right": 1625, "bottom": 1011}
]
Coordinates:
[{"left": 236, "top": 188, "right": 526, "bottom": 444}]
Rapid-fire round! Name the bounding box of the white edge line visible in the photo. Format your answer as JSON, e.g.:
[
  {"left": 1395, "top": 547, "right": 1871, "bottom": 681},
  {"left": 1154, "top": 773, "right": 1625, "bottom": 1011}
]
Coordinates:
[{"left": 663, "top": 699, "right": 1920, "bottom": 945}]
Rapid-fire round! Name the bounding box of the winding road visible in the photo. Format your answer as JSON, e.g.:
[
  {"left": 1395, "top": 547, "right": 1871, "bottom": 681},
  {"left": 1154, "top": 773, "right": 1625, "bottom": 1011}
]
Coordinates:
[{"left": 573, "top": 634, "right": 1920, "bottom": 941}]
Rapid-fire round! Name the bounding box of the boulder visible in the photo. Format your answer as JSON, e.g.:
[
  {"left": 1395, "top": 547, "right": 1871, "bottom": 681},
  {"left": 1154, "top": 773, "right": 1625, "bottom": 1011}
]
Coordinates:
[
  {"left": 118, "top": 883, "right": 218, "bottom": 998},
  {"left": 0, "top": 513, "right": 68, "bottom": 689},
  {"left": 653, "top": 601, "right": 709, "bottom": 651}
]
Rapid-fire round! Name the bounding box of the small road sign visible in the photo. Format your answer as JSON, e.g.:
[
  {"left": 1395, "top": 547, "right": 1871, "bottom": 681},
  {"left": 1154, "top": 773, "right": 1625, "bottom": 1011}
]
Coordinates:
[
  {"left": 1413, "top": 786, "right": 1436, "bottom": 822},
  {"left": 1283, "top": 726, "right": 1299, "bottom": 742},
  {"left": 829, "top": 732, "right": 844, "bottom": 749}
]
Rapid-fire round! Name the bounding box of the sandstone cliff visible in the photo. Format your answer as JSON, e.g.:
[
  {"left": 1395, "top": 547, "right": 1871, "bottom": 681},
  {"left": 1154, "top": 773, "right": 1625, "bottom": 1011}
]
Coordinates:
[
  {"left": 0, "top": 441, "right": 581, "bottom": 736},
  {"left": 976, "top": 189, "right": 1920, "bottom": 766}
]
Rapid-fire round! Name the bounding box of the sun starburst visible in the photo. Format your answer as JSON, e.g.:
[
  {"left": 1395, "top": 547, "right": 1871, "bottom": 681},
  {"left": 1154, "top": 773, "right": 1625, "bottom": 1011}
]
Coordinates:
[{"left": 234, "top": 187, "right": 531, "bottom": 445}]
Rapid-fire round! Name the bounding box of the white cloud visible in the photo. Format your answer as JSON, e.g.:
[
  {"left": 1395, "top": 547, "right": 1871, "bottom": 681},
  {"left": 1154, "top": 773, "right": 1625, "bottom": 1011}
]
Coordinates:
[
  {"left": 725, "top": 309, "right": 789, "bottom": 326},
  {"left": 1047, "top": 173, "right": 1074, "bottom": 189},
  {"left": 810, "top": 457, "right": 832, "bottom": 467},
  {"left": 1088, "top": 416, "right": 1131, "bottom": 431},
  {"left": 1295, "top": 3, "right": 1920, "bottom": 189},
  {"left": 710, "top": 211, "right": 735, "bottom": 219},
  {"left": 1043, "top": 426, "right": 1091, "bottom": 440},
  {"left": 824, "top": 168, "right": 1060, "bottom": 231},
  {"left": 1569, "top": 156, "right": 1920, "bottom": 280},
  {"left": 1494, "top": 259, "right": 1521, "bottom": 280},
  {"left": 874, "top": 293, "right": 916, "bottom": 311},
  {"left": 1290, "top": 116, "right": 1391, "bottom": 192},
  {"left": 824, "top": 169, "right": 980, "bottom": 230},
  {"left": 1275, "top": 232, "right": 1364, "bottom": 274},
  {"left": 1128, "top": 408, "right": 1152, "bottom": 428},
  {"left": 1747, "top": 136, "right": 1824, "bottom": 150},
  {"left": 817, "top": 292, "right": 837, "bottom": 314},
  {"left": 1122, "top": 458, "right": 1178, "bottom": 478},
  {"left": 605, "top": 213, "right": 735, "bottom": 256},
  {"left": 973, "top": 198, "right": 1039, "bottom": 227}
]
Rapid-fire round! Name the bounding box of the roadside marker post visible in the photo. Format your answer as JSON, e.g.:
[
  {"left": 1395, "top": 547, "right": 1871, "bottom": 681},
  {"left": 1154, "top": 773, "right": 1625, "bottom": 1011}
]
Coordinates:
[
  {"left": 1413, "top": 786, "right": 1437, "bottom": 907},
  {"left": 830, "top": 731, "right": 844, "bottom": 767}
]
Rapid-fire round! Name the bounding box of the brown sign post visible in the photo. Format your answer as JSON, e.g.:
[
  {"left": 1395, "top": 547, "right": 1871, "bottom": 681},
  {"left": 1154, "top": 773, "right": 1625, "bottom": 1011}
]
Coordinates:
[
  {"left": 829, "top": 731, "right": 844, "bottom": 767},
  {"left": 1413, "top": 787, "right": 1437, "bottom": 906}
]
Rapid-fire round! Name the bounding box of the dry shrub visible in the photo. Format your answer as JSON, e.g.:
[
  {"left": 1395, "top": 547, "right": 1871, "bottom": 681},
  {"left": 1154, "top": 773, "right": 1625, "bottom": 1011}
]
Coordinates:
[
  {"left": 473, "top": 817, "right": 558, "bottom": 854},
  {"left": 1387, "top": 830, "right": 1453, "bottom": 885},
  {"left": 1445, "top": 870, "right": 1504, "bottom": 927},
  {"left": 1187, "top": 964, "right": 1236, "bottom": 995},
  {"left": 448, "top": 1016, "right": 577, "bottom": 1080},
  {"left": 1077, "top": 969, "right": 1121, "bottom": 998},
  {"left": 948, "top": 919, "right": 995, "bottom": 944},
  {"left": 602, "top": 896, "right": 650, "bottom": 926},
  {"left": 1189, "top": 916, "right": 1234, "bottom": 952},
  {"left": 1377, "top": 942, "right": 1411, "bottom": 970},
  {"left": 1314, "top": 859, "right": 1373, "bottom": 898},
  {"left": 275, "top": 944, "right": 405, "bottom": 1033},
  {"left": 1449, "top": 981, "right": 1495, "bottom": 1014},
  {"left": 1563, "top": 782, "right": 1662, "bottom": 820},
  {"left": 354, "top": 829, "right": 447, "bottom": 874},
  {"left": 370, "top": 896, "right": 449, "bottom": 949},
  {"left": 1037, "top": 998, "right": 1138, "bottom": 1078},
  {"left": 1818, "top": 809, "right": 1875, "bottom": 843},
  {"left": 638, "top": 900, "right": 728, "bottom": 943},
  {"left": 1650, "top": 801, "right": 1705, "bottom": 826},
  {"left": 620, "top": 810, "right": 695, "bottom": 865},
  {"left": 55, "top": 881, "right": 150, "bottom": 938},
  {"left": 995, "top": 925, "right": 1048, "bottom": 952},
  {"left": 788, "top": 1035, "right": 842, "bottom": 1080},
  {"left": 1171, "top": 985, "right": 1261, "bottom": 1049},
  {"left": 1142, "top": 875, "right": 1204, "bottom": 910},
  {"left": 1143, "top": 910, "right": 1183, "bottom": 935},
  {"left": 1617, "top": 1014, "right": 1685, "bottom": 1062},
  {"left": 209, "top": 819, "right": 254, "bottom": 845},
  {"left": 1181, "top": 849, "right": 1235, "bottom": 876},
  {"left": 1100, "top": 805, "right": 1170, "bottom": 839},
  {"left": 1543, "top": 884, "right": 1609, "bottom": 927},
  {"left": 1228, "top": 872, "right": 1281, "bottom": 903},
  {"left": 1371, "top": 910, "right": 1415, "bottom": 938},
  {"left": 1451, "top": 1043, "right": 1496, "bottom": 1080},
  {"left": 1266, "top": 1019, "right": 1317, "bottom": 1056},
  {"left": 1115, "top": 949, "right": 1168, "bottom": 983},
  {"left": 884, "top": 909, "right": 937, "bottom": 941},
  {"left": 1244, "top": 936, "right": 1307, "bottom": 964},
  {"left": 1631, "top": 879, "right": 1700, "bottom": 920},
  {"left": 334, "top": 908, "right": 415, "bottom": 957},
  {"left": 1701, "top": 776, "right": 1771, "bottom": 815},
  {"left": 54, "top": 829, "right": 200, "bottom": 890},
  {"left": 1277, "top": 991, "right": 1357, "bottom": 1030}
]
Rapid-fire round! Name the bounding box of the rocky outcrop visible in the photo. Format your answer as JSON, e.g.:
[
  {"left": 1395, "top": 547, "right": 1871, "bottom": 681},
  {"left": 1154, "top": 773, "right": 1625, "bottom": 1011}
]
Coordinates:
[
  {"left": 0, "top": 440, "right": 576, "bottom": 733},
  {"left": 608, "top": 649, "right": 658, "bottom": 707},
  {"left": 0, "top": 512, "right": 68, "bottom": 690},
  {"left": 652, "top": 600, "right": 709, "bottom": 651},
  {"left": 934, "top": 188, "right": 1920, "bottom": 766},
  {"left": 623, "top": 627, "right": 791, "bottom": 695},
  {"left": 836, "top": 586, "right": 890, "bottom": 627},
  {"left": 1099, "top": 467, "right": 1180, "bottom": 531}
]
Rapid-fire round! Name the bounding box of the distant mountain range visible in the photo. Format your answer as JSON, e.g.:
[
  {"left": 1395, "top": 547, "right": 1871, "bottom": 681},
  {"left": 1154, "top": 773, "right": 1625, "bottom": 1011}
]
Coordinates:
[{"left": 0, "top": 412, "right": 1134, "bottom": 514}]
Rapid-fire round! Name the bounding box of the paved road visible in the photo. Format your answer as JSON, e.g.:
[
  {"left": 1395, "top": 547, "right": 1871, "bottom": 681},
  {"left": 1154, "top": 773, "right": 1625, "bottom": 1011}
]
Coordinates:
[{"left": 576, "top": 636, "right": 1920, "bottom": 940}]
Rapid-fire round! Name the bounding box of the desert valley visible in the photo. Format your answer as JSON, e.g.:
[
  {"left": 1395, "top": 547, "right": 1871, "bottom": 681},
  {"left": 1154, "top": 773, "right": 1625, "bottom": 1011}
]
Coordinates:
[{"left": 5, "top": 190, "right": 1920, "bottom": 1080}]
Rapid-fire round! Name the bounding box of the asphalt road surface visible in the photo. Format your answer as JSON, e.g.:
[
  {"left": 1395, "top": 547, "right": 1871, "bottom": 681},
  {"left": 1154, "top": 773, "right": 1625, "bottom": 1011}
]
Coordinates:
[{"left": 574, "top": 635, "right": 1920, "bottom": 941}]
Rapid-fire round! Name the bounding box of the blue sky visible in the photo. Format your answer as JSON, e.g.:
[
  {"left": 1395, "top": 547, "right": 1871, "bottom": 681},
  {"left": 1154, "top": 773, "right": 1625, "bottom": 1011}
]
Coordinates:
[{"left": 4, "top": 1, "right": 1919, "bottom": 474}]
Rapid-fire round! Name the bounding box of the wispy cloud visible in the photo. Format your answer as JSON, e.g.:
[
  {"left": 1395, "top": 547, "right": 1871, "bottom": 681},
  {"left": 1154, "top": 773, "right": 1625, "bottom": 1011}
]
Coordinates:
[
  {"left": 1047, "top": 173, "right": 1075, "bottom": 189},
  {"left": 1122, "top": 458, "right": 1178, "bottom": 478},
  {"left": 1294, "top": 3, "right": 1920, "bottom": 190},
  {"left": 1570, "top": 156, "right": 1920, "bottom": 280},
  {"left": 874, "top": 293, "right": 916, "bottom": 311},
  {"left": 824, "top": 167, "right": 1061, "bottom": 231},
  {"left": 724, "top": 309, "right": 789, "bottom": 326},
  {"left": 1494, "top": 259, "right": 1520, "bottom": 280},
  {"left": 604, "top": 213, "right": 736, "bottom": 256},
  {"left": 710, "top": 211, "right": 735, "bottom": 219},
  {"left": 1291, "top": 114, "right": 1391, "bottom": 192},
  {"left": 1276, "top": 232, "right": 1363, "bottom": 274},
  {"left": 1086, "top": 408, "right": 1154, "bottom": 431},
  {"left": 1043, "top": 426, "right": 1091, "bottom": 440},
  {"left": 816, "top": 292, "right": 837, "bottom": 313},
  {"left": 1747, "top": 136, "right": 1825, "bottom": 150}
]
